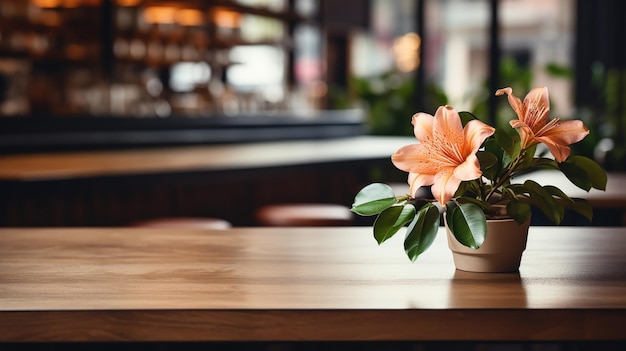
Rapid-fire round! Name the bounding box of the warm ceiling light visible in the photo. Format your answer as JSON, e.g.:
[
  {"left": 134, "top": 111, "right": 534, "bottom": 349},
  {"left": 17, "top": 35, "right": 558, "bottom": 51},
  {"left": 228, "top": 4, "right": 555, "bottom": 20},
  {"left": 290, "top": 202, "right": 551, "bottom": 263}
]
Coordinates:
[
  {"left": 143, "top": 6, "right": 176, "bottom": 24},
  {"left": 31, "top": 0, "right": 101, "bottom": 7},
  {"left": 116, "top": 0, "right": 141, "bottom": 6},
  {"left": 393, "top": 32, "right": 421, "bottom": 72},
  {"left": 212, "top": 8, "right": 241, "bottom": 28},
  {"left": 175, "top": 9, "right": 203, "bottom": 26},
  {"left": 31, "top": 0, "right": 63, "bottom": 8}
]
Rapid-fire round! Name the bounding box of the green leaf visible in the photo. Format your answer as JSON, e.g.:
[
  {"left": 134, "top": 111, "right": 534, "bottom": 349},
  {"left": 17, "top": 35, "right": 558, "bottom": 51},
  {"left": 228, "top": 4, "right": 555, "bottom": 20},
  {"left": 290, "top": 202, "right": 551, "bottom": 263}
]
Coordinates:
[
  {"left": 455, "top": 196, "right": 489, "bottom": 210},
  {"left": 560, "top": 198, "right": 593, "bottom": 221},
  {"left": 404, "top": 203, "right": 440, "bottom": 262},
  {"left": 373, "top": 204, "right": 415, "bottom": 244},
  {"left": 530, "top": 157, "right": 559, "bottom": 170},
  {"left": 351, "top": 183, "right": 397, "bottom": 216},
  {"left": 458, "top": 111, "right": 477, "bottom": 126},
  {"left": 477, "top": 150, "right": 499, "bottom": 181},
  {"left": 508, "top": 183, "right": 528, "bottom": 195},
  {"left": 499, "top": 152, "right": 513, "bottom": 177},
  {"left": 453, "top": 181, "right": 469, "bottom": 197},
  {"left": 566, "top": 156, "right": 607, "bottom": 191},
  {"left": 445, "top": 202, "right": 486, "bottom": 249},
  {"left": 460, "top": 179, "right": 483, "bottom": 198},
  {"left": 506, "top": 199, "right": 532, "bottom": 224},
  {"left": 558, "top": 162, "right": 592, "bottom": 191},
  {"left": 543, "top": 185, "right": 574, "bottom": 203},
  {"left": 484, "top": 138, "right": 508, "bottom": 173},
  {"left": 477, "top": 150, "right": 498, "bottom": 169},
  {"left": 517, "top": 145, "right": 537, "bottom": 170},
  {"left": 524, "top": 180, "right": 565, "bottom": 224},
  {"left": 494, "top": 127, "right": 520, "bottom": 159}
]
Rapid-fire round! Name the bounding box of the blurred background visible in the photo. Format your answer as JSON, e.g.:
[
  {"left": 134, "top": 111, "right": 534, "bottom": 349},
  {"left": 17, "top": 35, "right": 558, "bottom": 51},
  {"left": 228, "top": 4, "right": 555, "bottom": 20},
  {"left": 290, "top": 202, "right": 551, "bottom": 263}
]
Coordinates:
[
  {"left": 1, "top": 0, "right": 625, "bottom": 165},
  {"left": 0, "top": 0, "right": 624, "bottom": 227}
]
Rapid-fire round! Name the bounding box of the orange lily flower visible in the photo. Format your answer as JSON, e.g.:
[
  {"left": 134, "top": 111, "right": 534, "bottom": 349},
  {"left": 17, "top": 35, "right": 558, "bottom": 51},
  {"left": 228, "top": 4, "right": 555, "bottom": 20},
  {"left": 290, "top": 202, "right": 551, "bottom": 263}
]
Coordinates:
[
  {"left": 496, "top": 86, "right": 589, "bottom": 162},
  {"left": 392, "top": 105, "right": 495, "bottom": 206}
]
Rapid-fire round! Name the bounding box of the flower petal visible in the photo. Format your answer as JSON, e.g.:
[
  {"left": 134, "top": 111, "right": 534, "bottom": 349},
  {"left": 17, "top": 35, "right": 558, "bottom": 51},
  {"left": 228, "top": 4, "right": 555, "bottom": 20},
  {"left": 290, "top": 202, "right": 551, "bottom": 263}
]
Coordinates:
[
  {"left": 539, "top": 119, "right": 589, "bottom": 145},
  {"left": 522, "top": 86, "right": 550, "bottom": 127},
  {"left": 411, "top": 112, "right": 434, "bottom": 142},
  {"left": 408, "top": 173, "right": 435, "bottom": 198},
  {"left": 464, "top": 119, "right": 495, "bottom": 152},
  {"left": 536, "top": 137, "right": 571, "bottom": 162},
  {"left": 453, "top": 153, "right": 482, "bottom": 181},
  {"left": 430, "top": 168, "right": 461, "bottom": 206},
  {"left": 391, "top": 144, "right": 439, "bottom": 174},
  {"left": 495, "top": 87, "right": 524, "bottom": 120},
  {"left": 394, "top": 104, "right": 489, "bottom": 206},
  {"left": 510, "top": 119, "right": 538, "bottom": 149},
  {"left": 433, "top": 106, "right": 463, "bottom": 142},
  {"left": 509, "top": 119, "right": 527, "bottom": 129}
]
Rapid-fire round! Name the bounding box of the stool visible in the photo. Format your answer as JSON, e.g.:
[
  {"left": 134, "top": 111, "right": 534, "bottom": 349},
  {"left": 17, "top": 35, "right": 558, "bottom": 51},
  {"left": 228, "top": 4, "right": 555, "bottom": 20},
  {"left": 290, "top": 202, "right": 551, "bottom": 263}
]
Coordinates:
[
  {"left": 131, "top": 217, "right": 232, "bottom": 230},
  {"left": 255, "top": 203, "right": 354, "bottom": 226}
]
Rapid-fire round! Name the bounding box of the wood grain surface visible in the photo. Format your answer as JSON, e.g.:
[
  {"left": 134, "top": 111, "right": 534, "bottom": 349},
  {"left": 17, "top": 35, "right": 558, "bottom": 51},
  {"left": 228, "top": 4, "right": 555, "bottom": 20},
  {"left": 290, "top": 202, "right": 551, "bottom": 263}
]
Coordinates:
[{"left": 0, "top": 226, "right": 625, "bottom": 342}]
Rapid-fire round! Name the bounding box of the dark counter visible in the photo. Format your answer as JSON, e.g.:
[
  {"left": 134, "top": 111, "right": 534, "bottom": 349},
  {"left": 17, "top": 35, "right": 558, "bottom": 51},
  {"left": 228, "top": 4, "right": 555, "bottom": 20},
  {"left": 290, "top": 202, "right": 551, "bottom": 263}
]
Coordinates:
[{"left": 0, "top": 109, "right": 367, "bottom": 153}]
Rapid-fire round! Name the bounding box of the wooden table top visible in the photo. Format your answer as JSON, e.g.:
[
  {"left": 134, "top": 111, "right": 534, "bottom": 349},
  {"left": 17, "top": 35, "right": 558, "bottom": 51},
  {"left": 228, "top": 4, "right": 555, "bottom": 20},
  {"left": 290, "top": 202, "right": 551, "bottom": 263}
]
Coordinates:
[
  {"left": 0, "top": 226, "right": 624, "bottom": 342},
  {"left": 0, "top": 136, "right": 413, "bottom": 181}
]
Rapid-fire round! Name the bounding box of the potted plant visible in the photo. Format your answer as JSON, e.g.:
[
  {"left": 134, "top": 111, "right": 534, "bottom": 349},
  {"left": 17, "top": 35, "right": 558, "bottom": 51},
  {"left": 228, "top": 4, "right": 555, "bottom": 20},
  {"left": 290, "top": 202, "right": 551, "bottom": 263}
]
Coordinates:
[{"left": 351, "top": 87, "right": 607, "bottom": 272}]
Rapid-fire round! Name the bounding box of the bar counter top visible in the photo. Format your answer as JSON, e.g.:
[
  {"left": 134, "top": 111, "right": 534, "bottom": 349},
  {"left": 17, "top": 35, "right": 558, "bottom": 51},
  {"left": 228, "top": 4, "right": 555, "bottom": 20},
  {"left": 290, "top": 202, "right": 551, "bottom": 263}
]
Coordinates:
[
  {"left": 1, "top": 136, "right": 625, "bottom": 227},
  {"left": 0, "top": 136, "right": 413, "bottom": 181}
]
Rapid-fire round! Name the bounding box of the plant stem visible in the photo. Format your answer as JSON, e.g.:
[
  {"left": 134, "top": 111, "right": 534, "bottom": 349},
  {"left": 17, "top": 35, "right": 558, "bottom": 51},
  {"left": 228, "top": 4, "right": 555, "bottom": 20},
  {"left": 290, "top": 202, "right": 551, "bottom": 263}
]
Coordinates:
[
  {"left": 396, "top": 195, "right": 411, "bottom": 202},
  {"left": 485, "top": 149, "right": 527, "bottom": 202}
]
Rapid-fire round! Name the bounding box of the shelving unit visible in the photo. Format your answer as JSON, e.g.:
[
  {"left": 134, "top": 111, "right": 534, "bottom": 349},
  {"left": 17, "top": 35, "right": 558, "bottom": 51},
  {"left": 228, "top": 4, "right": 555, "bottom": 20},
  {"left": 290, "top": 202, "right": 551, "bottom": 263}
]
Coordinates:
[
  {"left": 0, "top": 0, "right": 371, "bottom": 152},
  {"left": 0, "top": 0, "right": 321, "bottom": 116}
]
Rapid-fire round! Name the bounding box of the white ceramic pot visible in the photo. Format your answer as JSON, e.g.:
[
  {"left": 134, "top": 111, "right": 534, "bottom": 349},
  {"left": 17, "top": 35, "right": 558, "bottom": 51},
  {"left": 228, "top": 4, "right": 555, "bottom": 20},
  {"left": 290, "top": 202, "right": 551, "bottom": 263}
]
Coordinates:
[{"left": 445, "top": 217, "right": 531, "bottom": 273}]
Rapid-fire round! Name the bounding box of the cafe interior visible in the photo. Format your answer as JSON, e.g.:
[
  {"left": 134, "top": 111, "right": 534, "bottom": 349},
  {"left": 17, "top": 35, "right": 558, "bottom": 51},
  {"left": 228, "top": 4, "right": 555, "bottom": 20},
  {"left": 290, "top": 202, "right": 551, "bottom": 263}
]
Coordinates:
[{"left": 0, "top": 0, "right": 624, "bottom": 350}]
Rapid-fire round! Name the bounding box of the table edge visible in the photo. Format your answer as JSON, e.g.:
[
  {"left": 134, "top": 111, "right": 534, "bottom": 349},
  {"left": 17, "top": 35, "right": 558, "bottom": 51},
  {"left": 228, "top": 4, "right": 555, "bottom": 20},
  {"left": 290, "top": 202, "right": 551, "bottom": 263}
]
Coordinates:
[{"left": 1, "top": 309, "right": 624, "bottom": 342}]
